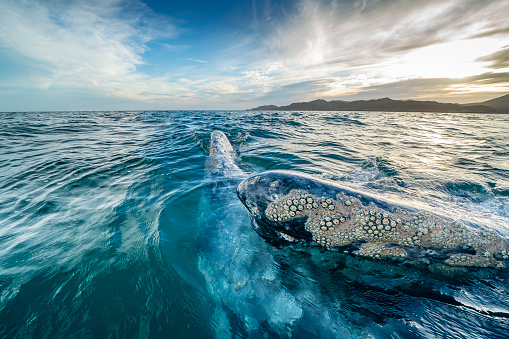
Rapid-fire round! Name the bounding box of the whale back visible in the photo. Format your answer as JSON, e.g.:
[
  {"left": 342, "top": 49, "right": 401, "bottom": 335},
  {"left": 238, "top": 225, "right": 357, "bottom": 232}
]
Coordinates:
[
  {"left": 207, "top": 131, "right": 242, "bottom": 176},
  {"left": 237, "top": 170, "right": 509, "bottom": 268}
]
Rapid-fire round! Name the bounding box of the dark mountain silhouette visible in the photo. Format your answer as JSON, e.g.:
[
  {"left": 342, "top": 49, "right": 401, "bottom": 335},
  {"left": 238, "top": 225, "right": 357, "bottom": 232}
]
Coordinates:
[
  {"left": 251, "top": 95, "right": 509, "bottom": 113},
  {"left": 474, "top": 93, "right": 509, "bottom": 109}
]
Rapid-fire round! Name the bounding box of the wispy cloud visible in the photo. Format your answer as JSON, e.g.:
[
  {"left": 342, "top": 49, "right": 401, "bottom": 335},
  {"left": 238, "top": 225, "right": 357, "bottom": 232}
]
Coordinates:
[
  {"left": 336, "top": 72, "right": 509, "bottom": 103},
  {"left": 232, "top": 0, "right": 509, "bottom": 104},
  {"left": 184, "top": 58, "right": 208, "bottom": 63},
  {"left": 479, "top": 48, "right": 509, "bottom": 69},
  {"left": 1, "top": 0, "right": 509, "bottom": 110},
  {"left": 0, "top": 0, "right": 176, "bottom": 100}
]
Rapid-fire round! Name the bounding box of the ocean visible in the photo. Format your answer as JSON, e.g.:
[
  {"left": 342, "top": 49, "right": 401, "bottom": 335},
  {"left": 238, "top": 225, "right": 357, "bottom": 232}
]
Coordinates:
[{"left": 1, "top": 110, "right": 508, "bottom": 338}]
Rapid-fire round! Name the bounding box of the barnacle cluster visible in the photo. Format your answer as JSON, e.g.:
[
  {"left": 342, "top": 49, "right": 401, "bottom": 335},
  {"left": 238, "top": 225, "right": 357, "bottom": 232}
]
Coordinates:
[
  {"left": 265, "top": 190, "right": 323, "bottom": 222},
  {"left": 359, "top": 210, "right": 399, "bottom": 241},
  {"left": 357, "top": 243, "right": 408, "bottom": 259},
  {"left": 446, "top": 253, "right": 501, "bottom": 268},
  {"left": 263, "top": 189, "right": 509, "bottom": 268}
]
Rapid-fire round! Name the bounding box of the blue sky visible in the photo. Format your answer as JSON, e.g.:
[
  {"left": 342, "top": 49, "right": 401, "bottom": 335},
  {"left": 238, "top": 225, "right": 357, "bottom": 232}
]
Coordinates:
[{"left": 1, "top": 0, "right": 509, "bottom": 111}]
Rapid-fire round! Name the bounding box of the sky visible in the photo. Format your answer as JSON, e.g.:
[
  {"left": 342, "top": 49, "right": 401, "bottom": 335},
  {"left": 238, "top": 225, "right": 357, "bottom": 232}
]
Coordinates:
[{"left": 1, "top": 0, "right": 509, "bottom": 111}]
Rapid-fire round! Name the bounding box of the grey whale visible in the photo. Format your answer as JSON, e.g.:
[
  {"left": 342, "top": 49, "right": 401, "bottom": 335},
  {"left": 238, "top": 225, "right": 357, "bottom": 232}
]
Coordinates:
[
  {"left": 198, "top": 132, "right": 308, "bottom": 336},
  {"left": 208, "top": 130, "right": 242, "bottom": 176},
  {"left": 237, "top": 170, "right": 509, "bottom": 268}
]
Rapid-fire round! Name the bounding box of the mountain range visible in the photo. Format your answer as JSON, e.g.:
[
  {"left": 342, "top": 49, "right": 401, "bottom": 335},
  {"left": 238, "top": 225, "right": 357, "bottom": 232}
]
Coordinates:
[{"left": 250, "top": 93, "right": 509, "bottom": 113}]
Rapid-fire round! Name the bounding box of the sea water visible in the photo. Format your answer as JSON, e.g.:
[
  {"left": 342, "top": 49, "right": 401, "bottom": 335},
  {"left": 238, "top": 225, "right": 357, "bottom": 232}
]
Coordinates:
[{"left": 0, "top": 110, "right": 508, "bottom": 338}]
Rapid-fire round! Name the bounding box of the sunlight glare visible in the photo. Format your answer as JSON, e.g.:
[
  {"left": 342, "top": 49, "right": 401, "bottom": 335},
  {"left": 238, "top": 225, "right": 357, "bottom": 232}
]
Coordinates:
[{"left": 377, "top": 38, "right": 508, "bottom": 79}]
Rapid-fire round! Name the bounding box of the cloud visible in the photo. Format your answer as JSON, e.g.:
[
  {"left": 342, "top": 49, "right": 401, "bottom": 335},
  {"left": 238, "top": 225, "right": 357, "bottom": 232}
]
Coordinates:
[
  {"left": 0, "top": 0, "right": 176, "bottom": 100},
  {"left": 254, "top": 79, "right": 336, "bottom": 104},
  {"left": 266, "top": 0, "right": 508, "bottom": 71},
  {"left": 479, "top": 48, "right": 509, "bottom": 69},
  {"left": 467, "top": 72, "right": 509, "bottom": 84},
  {"left": 1, "top": 0, "right": 509, "bottom": 110},
  {"left": 472, "top": 27, "right": 509, "bottom": 39},
  {"left": 0, "top": 0, "right": 288, "bottom": 108},
  {"left": 336, "top": 72, "right": 509, "bottom": 103},
  {"left": 184, "top": 58, "right": 208, "bottom": 63},
  {"left": 225, "top": 0, "right": 509, "bottom": 105}
]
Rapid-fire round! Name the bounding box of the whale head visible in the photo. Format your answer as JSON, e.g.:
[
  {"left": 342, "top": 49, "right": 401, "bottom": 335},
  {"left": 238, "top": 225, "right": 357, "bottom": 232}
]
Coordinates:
[
  {"left": 237, "top": 170, "right": 331, "bottom": 245},
  {"left": 237, "top": 171, "right": 509, "bottom": 268}
]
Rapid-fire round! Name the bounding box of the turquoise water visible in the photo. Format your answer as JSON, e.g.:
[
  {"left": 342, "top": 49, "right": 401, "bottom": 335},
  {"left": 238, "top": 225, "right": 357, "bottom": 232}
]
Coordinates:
[{"left": 1, "top": 110, "right": 509, "bottom": 338}]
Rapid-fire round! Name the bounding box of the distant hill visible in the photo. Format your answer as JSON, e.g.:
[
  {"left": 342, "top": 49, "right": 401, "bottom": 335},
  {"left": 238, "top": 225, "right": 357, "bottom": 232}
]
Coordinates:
[
  {"left": 475, "top": 93, "right": 509, "bottom": 109},
  {"left": 251, "top": 96, "right": 508, "bottom": 113}
]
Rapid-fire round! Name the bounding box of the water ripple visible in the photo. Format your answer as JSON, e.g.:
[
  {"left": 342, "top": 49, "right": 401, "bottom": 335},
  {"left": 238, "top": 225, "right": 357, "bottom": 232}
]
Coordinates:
[{"left": 1, "top": 111, "right": 508, "bottom": 337}]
